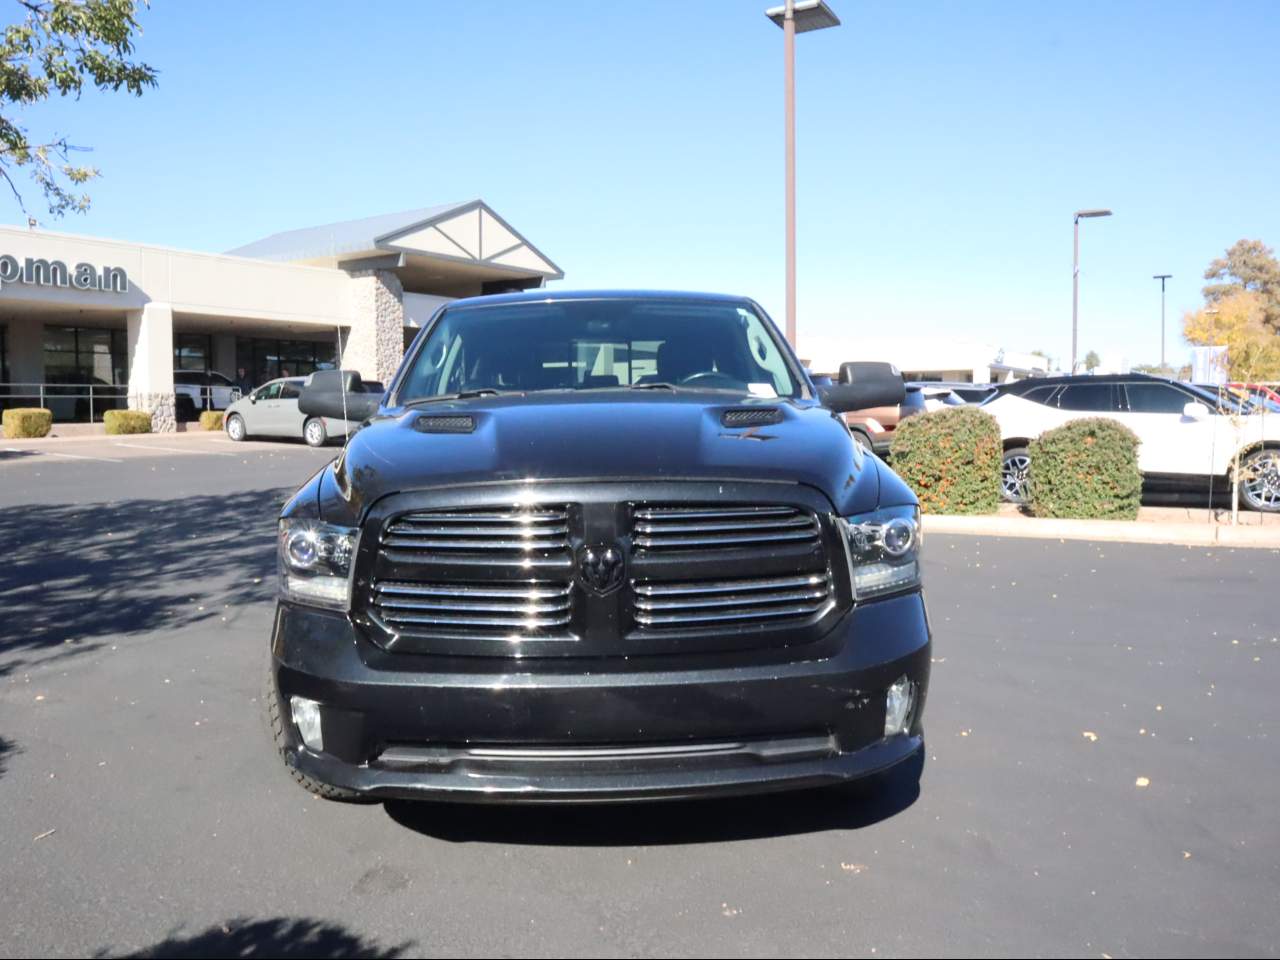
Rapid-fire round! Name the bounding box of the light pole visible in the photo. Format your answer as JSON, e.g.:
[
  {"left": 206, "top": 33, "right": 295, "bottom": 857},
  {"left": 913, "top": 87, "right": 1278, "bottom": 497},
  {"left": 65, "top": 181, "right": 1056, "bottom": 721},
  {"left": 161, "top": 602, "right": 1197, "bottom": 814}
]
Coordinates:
[
  {"left": 1153, "top": 274, "right": 1171, "bottom": 370},
  {"left": 766, "top": 0, "right": 840, "bottom": 347},
  {"left": 1072, "top": 208, "right": 1112, "bottom": 373}
]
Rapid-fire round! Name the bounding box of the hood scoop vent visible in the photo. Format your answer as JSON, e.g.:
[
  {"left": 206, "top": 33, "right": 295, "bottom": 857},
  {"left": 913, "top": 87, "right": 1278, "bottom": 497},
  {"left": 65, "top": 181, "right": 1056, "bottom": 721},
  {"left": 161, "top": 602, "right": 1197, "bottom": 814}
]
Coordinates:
[
  {"left": 721, "top": 407, "right": 783, "bottom": 428},
  {"left": 412, "top": 414, "right": 476, "bottom": 434}
]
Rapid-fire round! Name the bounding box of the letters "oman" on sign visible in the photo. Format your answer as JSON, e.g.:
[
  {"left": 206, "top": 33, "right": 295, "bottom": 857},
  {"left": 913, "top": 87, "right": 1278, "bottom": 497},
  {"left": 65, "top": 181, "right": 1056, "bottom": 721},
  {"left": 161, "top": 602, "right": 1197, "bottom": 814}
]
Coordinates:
[{"left": 0, "top": 255, "right": 129, "bottom": 293}]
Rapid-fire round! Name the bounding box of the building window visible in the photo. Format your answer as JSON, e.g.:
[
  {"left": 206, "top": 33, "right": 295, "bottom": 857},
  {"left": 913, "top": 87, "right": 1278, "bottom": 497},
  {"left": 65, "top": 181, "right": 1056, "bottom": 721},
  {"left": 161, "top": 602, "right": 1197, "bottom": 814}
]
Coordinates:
[
  {"left": 174, "top": 333, "right": 213, "bottom": 372},
  {"left": 43, "top": 325, "right": 127, "bottom": 385},
  {"left": 235, "top": 336, "right": 337, "bottom": 387}
]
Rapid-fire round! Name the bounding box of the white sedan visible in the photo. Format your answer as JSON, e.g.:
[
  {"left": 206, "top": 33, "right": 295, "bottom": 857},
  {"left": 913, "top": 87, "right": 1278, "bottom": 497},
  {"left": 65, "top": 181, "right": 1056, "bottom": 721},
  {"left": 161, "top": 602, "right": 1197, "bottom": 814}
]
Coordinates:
[{"left": 982, "top": 374, "right": 1280, "bottom": 512}]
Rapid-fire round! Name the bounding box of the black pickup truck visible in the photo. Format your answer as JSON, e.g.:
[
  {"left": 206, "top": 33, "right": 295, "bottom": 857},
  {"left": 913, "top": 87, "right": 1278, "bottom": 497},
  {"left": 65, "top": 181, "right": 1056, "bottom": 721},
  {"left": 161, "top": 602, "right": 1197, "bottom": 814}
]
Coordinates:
[{"left": 269, "top": 290, "right": 930, "bottom": 804}]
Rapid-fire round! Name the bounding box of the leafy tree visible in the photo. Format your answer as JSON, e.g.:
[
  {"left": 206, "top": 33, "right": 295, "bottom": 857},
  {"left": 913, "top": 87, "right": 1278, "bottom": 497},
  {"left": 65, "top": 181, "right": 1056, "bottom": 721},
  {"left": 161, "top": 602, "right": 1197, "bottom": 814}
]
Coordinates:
[
  {"left": 1084, "top": 350, "right": 1101, "bottom": 371},
  {"left": 0, "top": 0, "right": 156, "bottom": 218},
  {"left": 1203, "top": 239, "right": 1280, "bottom": 334},
  {"left": 1182, "top": 290, "right": 1280, "bottom": 381}
]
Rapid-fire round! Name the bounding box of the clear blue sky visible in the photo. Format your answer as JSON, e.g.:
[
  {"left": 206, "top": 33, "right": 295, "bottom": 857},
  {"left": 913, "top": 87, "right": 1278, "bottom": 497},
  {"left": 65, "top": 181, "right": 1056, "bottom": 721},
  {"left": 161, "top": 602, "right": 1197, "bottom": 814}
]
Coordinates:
[{"left": 15, "top": 0, "right": 1280, "bottom": 367}]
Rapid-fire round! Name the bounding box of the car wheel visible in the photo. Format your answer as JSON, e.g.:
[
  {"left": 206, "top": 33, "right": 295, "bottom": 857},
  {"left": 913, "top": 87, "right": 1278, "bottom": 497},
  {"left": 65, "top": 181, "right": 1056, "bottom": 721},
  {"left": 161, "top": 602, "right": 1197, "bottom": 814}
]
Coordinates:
[
  {"left": 850, "top": 429, "right": 874, "bottom": 456},
  {"left": 263, "top": 657, "right": 366, "bottom": 803},
  {"left": 225, "top": 413, "right": 246, "bottom": 442},
  {"left": 1001, "top": 447, "right": 1032, "bottom": 504},
  {"left": 303, "top": 417, "right": 327, "bottom": 448},
  {"left": 1238, "top": 448, "right": 1280, "bottom": 513}
]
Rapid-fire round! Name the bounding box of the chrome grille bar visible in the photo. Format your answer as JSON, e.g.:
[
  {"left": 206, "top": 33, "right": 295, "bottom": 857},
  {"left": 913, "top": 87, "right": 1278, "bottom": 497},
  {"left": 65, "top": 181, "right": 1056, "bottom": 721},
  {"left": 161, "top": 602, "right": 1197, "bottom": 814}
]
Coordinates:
[
  {"left": 631, "top": 504, "right": 820, "bottom": 551},
  {"left": 632, "top": 572, "right": 833, "bottom": 628}
]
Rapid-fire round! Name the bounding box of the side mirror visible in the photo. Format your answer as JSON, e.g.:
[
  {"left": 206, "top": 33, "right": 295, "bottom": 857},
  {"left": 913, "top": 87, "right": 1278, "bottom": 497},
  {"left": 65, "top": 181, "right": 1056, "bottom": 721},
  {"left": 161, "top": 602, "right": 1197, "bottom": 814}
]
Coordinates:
[
  {"left": 298, "top": 369, "right": 381, "bottom": 422},
  {"left": 1182, "top": 400, "right": 1211, "bottom": 420},
  {"left": 818, "top": 361, "right": 906, "bottom": 413}
]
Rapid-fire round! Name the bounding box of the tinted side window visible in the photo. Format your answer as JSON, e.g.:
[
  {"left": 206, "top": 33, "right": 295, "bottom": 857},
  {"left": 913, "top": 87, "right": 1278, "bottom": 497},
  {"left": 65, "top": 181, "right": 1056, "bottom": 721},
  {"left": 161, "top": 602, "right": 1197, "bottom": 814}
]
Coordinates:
[
  {"left": 1057, "top": 384, "right": 1116, "bottom": 412},
  {"left": 256, "top": 383, "right": 281, "bottom": 401},
  {"left": 1125, "top": 383, "right": 1190, "bottom": 414},
  {"left": 1019, "top": 385, "right": 1059, "bottom": 405},
  {"left": 278, "top": 382, "right": 301, "bottom": 400}
]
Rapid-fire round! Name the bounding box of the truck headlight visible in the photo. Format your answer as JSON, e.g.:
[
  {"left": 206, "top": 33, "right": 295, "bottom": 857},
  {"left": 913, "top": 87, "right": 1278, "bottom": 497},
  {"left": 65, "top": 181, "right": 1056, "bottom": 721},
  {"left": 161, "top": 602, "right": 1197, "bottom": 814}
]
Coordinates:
[
  {"left": 838, "top": 506, "right": 921, "bottom": 600},
  {"left": 278, "top": 519, "right": 357, "bottom": 611}
]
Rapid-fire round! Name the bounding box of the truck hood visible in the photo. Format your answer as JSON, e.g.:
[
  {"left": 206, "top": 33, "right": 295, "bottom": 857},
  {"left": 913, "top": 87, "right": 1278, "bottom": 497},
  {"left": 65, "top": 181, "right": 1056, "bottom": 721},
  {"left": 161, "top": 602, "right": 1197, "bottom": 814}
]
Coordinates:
[{"left": 324, "top": 393, "right": 891, "bottom": 520}]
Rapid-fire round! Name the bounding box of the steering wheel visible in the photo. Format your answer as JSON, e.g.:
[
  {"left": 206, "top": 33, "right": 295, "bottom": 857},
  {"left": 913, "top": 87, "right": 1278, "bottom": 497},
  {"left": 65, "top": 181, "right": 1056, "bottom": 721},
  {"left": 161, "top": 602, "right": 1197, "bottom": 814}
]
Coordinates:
[{"left": 679, "top": 371, "right": 742, "bottom": 389}]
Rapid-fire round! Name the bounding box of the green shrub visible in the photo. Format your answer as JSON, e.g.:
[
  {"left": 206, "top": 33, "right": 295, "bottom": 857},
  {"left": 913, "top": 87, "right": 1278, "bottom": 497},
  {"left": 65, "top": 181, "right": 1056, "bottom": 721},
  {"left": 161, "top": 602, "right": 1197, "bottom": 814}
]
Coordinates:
[
  {"left": 199, "top": 410, "right": 224, "bottom": 431},
  {"left": 2, "top": 407, "right": 53, "bottom": 439},
  {"left": 104, "top": 410, "right": 153, "bottom": 435},
  {"left": 1029, "top": 418, "right": 1142, "bottom": 520},
  {"left": 889, "top": 406, "right": 1002, "bottom": 514}
]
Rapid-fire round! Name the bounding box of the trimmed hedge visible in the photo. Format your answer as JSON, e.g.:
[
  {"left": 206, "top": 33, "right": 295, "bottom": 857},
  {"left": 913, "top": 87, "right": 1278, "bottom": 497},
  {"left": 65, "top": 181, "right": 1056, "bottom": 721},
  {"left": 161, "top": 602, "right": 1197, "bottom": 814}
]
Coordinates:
[
  {"left": 104, "top": 410, "right": 153, "bottom": 435},
  {"left": 2, "top": 407, "right": 53, "bottom": 439},
  {"left": 890, "top": 406, "right": 1002, "bottom": 515},
  {"left": 199, "top": 410, "right": 224, "bottom": 431},
  {"left": 1029, "top": 418, "right": 1142, "bottom": 520}
]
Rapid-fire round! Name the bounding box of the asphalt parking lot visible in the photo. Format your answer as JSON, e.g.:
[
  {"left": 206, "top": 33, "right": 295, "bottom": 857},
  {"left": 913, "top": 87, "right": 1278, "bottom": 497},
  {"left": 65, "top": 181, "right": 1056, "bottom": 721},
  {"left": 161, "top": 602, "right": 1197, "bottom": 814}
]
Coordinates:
[{"left": 1, "top": 436, "right": 1277, "bottom": 958}]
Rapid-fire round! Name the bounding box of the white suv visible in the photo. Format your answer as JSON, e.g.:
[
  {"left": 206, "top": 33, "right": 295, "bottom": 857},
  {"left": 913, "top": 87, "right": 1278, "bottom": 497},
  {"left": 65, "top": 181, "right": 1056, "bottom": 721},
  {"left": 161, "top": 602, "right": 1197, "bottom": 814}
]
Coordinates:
[{"left": 982, "top": 374, "right": 1280, "bottom": 512}]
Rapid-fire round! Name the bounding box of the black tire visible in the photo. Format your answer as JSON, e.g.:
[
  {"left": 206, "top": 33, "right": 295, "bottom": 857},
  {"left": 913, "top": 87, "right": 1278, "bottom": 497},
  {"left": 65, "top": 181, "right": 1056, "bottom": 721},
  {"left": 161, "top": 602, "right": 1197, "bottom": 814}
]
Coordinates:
[
  {"left": 225, "top": 413, "right": 247, "bottom": 442},
  {"left": 263, "top": 656, "right": 366, "bottom": 802},
  {"left": 849, "top": 428, "right": 874, "bottom": 456},
  {"left": 1237, "top": 448, "right": 1280, "bottom": 513},
  {"left": 1001, "top": 446, "right": 1031, "bottom": 505},
  {"left": 303, "top": 416, "right": 328, "bottom": 448},
  {"left": 175, "top": 395, "right": 198, "bottom": 423}
]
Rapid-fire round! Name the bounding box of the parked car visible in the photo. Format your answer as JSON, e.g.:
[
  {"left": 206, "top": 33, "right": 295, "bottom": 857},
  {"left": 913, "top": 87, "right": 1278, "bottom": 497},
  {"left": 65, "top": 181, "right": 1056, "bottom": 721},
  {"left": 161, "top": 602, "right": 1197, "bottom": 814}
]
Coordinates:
[
  {"left": 268, "top": 290, "right": 929, "bottom": 805},
  {"left": 844, "top": 384, "right": 927, "bottom": 454},
  {"left": 1226, "top": 382, "right": 1280, "bottom": 413},
  {"left": 982, "top": 373, "right": 1280, "bottom": 511},
  {"left": 222, "top": 376, "right": 376, "bottom": 446},
  {"left": 914, "top": 384, "right": 968, "bottom": 412},
  {"left": 910, "top": 380, "right": 997, "bottom": 404},
  {"left": 174, "top": 370, "right": 241, "bottom": 421}
]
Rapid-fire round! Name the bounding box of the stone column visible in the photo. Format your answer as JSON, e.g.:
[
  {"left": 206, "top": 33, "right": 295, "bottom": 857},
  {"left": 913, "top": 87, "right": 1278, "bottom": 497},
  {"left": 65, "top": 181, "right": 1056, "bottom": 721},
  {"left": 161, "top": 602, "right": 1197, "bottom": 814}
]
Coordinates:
[
  {"left": 343, "top": 269, "right": 405, "bottom": 384},
  {"left": 126, "top": 301, "right": 176, "bottom": 432}
]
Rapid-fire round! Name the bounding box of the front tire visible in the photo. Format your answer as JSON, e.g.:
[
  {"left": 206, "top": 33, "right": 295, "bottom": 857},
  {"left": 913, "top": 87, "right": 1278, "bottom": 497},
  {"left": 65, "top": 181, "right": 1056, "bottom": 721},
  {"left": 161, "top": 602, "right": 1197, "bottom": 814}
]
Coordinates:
[
  {"left": 1238, "top": 448, "right": 1280, "bottom": 513},
  {"left": 263, "top": 657, "right": 365, "bottom": 802},
  {"left": 303, "top": 417, "right": 328, "bottom": 448},
  {"left": 225, "top": 413, "right": 246, "bottom": 442},
  {"left": 1001, "top": 446, "right": 1031, "bottom": 504}
]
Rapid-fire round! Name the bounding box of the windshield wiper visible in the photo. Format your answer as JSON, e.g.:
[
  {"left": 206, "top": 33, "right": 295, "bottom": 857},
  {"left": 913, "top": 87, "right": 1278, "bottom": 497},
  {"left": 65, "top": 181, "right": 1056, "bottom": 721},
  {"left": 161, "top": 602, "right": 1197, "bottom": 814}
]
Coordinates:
[
  {"left": 403, "top": 389, "right": 506, "bottom": 407},
  {"left": 628, "top": 381, "right": 679, "bottom": 391}
]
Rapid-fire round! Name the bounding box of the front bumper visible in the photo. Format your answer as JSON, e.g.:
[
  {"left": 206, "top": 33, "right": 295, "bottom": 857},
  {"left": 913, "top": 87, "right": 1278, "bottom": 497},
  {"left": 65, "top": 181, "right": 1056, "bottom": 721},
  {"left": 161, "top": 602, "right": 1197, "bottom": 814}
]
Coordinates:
[{"left": 271, "top": 592, "right": 931, "bottom": 803}]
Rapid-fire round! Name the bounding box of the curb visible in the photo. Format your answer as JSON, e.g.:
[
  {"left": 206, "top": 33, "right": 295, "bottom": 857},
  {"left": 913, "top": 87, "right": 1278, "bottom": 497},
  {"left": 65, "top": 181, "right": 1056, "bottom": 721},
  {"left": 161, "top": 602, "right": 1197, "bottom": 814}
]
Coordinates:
[{"left": 922, "top": 513, "right": 1280, "bottom": 550}]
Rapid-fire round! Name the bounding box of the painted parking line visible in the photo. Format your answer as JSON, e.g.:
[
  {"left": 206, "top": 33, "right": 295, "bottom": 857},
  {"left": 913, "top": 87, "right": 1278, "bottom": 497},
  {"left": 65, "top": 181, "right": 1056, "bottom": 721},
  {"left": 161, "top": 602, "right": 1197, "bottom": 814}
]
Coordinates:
[
  {"left": 6, "top": 447, "right": 124, "bottom": 464},
  {"left": 110, "top": 442, "right": 235, "bottom": 457}
]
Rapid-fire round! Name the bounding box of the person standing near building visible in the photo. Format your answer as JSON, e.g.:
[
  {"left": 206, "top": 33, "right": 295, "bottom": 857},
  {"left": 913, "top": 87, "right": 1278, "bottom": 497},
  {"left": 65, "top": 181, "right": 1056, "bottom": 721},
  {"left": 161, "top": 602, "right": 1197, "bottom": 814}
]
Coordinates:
[{"left": 234, "top": 367, "right": 253, "bottom": 398}]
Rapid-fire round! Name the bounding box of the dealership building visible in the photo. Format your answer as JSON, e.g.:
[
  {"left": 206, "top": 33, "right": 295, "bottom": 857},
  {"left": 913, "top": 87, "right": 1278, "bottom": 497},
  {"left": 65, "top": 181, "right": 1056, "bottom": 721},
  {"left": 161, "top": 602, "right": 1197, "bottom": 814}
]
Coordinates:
[{"left": 0, "top": 200, "right": 562, "bottom": 429}]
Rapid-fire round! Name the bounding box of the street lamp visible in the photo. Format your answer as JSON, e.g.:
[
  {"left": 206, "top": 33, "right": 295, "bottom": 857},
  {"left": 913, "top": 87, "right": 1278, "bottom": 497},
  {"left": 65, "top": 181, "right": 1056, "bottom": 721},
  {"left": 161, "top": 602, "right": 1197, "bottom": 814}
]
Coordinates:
[
  {"left": 1153, "top": 274, "right": 1172, "bottom": 369},
  {"left": 1072, "top": 208, "right": 1112, "bottom": 373},
  {"left": 765, "top": 0, "right": 840, "bottom": 347}
]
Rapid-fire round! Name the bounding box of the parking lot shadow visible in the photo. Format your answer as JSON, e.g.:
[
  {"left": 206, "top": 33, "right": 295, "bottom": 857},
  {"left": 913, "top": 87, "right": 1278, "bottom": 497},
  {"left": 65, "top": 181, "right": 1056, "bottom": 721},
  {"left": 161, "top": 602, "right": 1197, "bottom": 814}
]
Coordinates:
[
  {"left": 384, "top": 752, "right": 923, "bottom": 845},
  {"left": 99, "top": 916, "right": 412, "bottom": 959},
  {"left": 0, "top": 734, "right": 15, "bottom": 780},
  {"left": 0, "top": 487, "right": 293, "bottom": 677}
]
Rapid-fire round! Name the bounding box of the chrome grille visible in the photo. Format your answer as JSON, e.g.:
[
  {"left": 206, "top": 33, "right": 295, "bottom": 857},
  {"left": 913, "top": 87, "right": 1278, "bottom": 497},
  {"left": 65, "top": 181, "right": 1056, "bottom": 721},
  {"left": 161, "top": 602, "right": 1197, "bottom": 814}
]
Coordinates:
[
  {"left": 372, "top": 580, "right": 572, "bottom": 633},
  {"left": 631, "top": 504, "right": 820, "bottom": 551},
  {"left": 632, "top": 573, "right": 834, "bottom": 628},
  {"left": 382, "top": 505, "right": 571, "bottom": 558}
]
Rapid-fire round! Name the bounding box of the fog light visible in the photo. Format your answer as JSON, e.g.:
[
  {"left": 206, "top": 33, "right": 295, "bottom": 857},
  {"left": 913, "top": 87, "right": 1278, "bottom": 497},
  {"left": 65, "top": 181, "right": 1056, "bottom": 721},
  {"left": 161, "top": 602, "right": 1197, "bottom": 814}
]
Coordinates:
[
  {"left": 290, "top": 695, "right": 324, "bottom": 751},
  {"left": 884, "top": 675, "right": 915, "bottom": 737}
]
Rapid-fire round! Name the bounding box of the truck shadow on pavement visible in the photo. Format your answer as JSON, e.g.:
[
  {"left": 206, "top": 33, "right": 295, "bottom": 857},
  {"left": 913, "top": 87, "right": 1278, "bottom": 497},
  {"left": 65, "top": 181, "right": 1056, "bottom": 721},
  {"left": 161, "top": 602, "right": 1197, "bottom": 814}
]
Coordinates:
[
  {"left": 99, "top": 916, "right": 412, "bottom": 959},
  {"left": 0, "top": 487, "right": 292, "bottom": 678},
  {"left": 383, "top": 752, "right": 923, "bottom": 844},
  {"left": 0, "top": 734, "right": 15, "bottom": 780}
]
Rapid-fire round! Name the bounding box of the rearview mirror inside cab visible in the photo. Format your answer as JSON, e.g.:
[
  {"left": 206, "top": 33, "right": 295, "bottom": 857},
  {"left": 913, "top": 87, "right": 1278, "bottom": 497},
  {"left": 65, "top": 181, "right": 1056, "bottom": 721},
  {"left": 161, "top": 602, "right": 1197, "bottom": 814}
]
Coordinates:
[{"left": 818, "top": 361, "right": 906, "bottom": 413}]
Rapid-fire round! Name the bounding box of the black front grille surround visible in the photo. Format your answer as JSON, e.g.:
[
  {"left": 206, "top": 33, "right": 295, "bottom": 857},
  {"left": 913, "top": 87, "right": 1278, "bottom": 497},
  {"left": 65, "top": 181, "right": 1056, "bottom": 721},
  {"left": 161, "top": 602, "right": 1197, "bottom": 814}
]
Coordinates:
[{"left": 355, "top": 484, "right": 851, "bottom": 658}]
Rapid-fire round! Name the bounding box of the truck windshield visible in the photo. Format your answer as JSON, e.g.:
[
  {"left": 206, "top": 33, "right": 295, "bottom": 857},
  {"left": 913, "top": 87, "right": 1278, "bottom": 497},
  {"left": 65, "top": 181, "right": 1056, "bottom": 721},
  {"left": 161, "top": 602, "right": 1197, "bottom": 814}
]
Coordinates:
[{"left": 397, "top": 297, "right": 801, "bottom": 403}]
